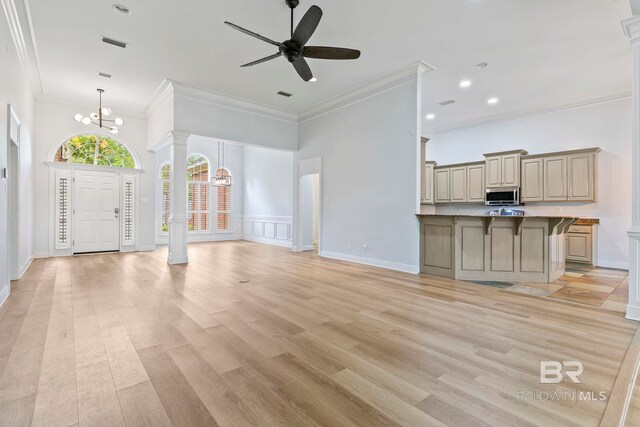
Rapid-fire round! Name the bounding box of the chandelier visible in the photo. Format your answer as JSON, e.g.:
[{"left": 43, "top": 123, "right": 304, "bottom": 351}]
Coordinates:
[
  {"left": 73, "top": 88, "right": 125, "bottom": 134},
  {"left": 212, "top": 141, "right": 232, "bottom": 187}
]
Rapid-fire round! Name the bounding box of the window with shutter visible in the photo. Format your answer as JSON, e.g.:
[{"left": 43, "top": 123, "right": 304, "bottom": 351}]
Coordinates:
[
  {"left": 55, "top": 170, "right": 71, "bottom": 250},
  {"left": 187, "top": 154, "right": 210, "bottom": 233},
  {"left": 160, "top": 163, "right": 171, "bottom": 233},
  {"left": 122, "top": 175, "right": 135, "bottom": 246},
  {"left": 215, "top": 168, "right": 232, "bottom": 232}
]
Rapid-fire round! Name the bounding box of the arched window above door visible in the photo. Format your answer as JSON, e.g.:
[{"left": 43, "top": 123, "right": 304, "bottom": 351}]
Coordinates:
[{"left": 54, "top": 134, "right": 136, "bottom": 169}]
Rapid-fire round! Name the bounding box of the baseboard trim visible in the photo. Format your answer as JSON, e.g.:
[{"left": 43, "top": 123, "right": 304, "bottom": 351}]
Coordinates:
[
  {"left": 136, "top": 245, "right": 157, "bottom": 252},
  {"left": 597, "top": 260, "right": 630, "bottom": 271},
  {"left": 320, "top": 251, "right": 419, "bottom": 274},
  {"left": 627, "top": 305, "right": 640, "bottom": 322},
  {"left": 242, "top": 235, "right": 292, "bottom": 248},
  {"left": 0, "top": 285, "right": 10, "bottom": 309},
  {"left": 17, "top": 257, "right": 33, "bottom": 280},
  {"left": 33, "top": 251, "right": 49, "bottom": 259},
  {"left": 600, "top": 325, "right": 640, "bottom": 426},
  {"left": 167, "top": 256, "right": 189, "bottom": 265},
  {"left": 301, "top": 245, "right": 315, "bottom": 251}
]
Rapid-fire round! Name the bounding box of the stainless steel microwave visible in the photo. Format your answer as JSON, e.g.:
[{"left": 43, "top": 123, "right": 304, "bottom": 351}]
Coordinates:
[{"left": 485, "top": 187, "right": 520, "bottom": 206}]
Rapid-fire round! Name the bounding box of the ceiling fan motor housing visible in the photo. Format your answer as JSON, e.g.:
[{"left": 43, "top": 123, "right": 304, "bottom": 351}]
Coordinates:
[
  {"left": 280, "top": 40, "right": 302, "bottom": 63},
  {"left": 285, "top": 0, "right": 299, "bottom": 9}
]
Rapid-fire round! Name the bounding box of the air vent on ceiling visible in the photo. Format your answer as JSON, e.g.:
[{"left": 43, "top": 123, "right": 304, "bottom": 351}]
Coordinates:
[
  {"left": 98, "top": 71, "right": 112, "bottom": 78},
  {"left": 101, "top": 36, "right": 127, "bottom": 48},
  {"left": 277, "top": 91, "right": 293, "bottom": 97},
  {"left": 438, "top": 99, "right": 456, "bottom": 106}
]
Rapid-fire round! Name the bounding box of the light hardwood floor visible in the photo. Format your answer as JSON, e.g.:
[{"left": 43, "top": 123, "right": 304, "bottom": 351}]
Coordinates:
[{"left": 0, "top": 241, "right": 638, "bottom": 426}]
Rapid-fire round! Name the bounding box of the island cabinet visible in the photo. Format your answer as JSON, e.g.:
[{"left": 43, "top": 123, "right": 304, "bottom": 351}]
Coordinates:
[
  {"left": 434, "top": 162, "right": 485, "bottom": 203},
  {"left": 418, "top": 214, "right": 579, "bottom": 283},
  {"left": 484, "top": 150, "right": 528, "bottom": 188},
  {"left": 520, "top": 148, "right": 600, "bottom": 203}
]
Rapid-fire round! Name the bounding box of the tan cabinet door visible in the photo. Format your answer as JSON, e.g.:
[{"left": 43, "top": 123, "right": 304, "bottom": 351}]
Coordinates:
[
  {"left": 434, "top": 169, "right": 450, "bottom": 203},
  {"left": 521, "top": 158, "right": 544, "bottom": 202},
  {"left": 422, "top": 163, "right": 434, "bottom": 204},
  {"left": 485, "top": 157, "right": 502, "bottom": 188},
  {"left": 566, "top": 233, "right": 592, "bottom": 263},
  {"left": 568, "top": 153, "right": 595, "bottom": 201},
  {"left": 543, "top": 156, "right": 567, "bottom": 201},
  {"left": 466, "top": 164, "right": 485, "bottom": 202},
  {"left": 450, "top": 167, "right": 467, "bottom": 202},
  {"left": 501, "top": 154, "right": 520, "bottom": 187}
]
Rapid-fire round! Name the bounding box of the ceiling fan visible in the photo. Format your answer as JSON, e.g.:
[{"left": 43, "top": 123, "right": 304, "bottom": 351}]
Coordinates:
[{"left": 224, "top": 0, "right": 361, "bottom": 82}]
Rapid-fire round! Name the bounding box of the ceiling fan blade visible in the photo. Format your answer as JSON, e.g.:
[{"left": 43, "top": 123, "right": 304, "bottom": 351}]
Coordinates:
[
  {"left": 303, "top": 46, "right": 361, "bottom": 60},
  {"left": 224, "top": 21, "right": 283, "bottom": 47},
  {"left": 241, "top": 52, "right": 283, "bottom": 67},
  {"left": 292, "top": 57, "right": 313, "bottom": 82},
  {"left": 291, "top": 5, "right": 322, "bottom": 47}
]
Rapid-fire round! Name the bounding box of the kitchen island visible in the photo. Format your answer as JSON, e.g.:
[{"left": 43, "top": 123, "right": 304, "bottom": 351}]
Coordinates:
[{"left": 417, "top": 214, "right": 581, "bottom": 283}]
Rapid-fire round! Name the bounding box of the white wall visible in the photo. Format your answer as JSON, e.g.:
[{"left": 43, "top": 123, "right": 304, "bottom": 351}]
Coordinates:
[
  {"left": 242, "top": 145, "right": 294, "bottom": 247},
  {"left": 33, "top": 100, "right": 154, "bottom": 256},
  {"left": 174, "top": 94, "right": 298, "bottom": 151},
  {"left": 0, "top": 14, "right": 35, "bottom": 304},
  {"left": 427, "top": 98, "right": 632, "bottom": 269},
  {"left": 154, "top": 136, "right": 244, "bottom": 244},
  {"left": 297, "top": 80, "right": 421, "bottom": 272}
]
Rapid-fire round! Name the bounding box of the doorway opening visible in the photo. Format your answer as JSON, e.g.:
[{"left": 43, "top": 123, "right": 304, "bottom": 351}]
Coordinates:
[
  {"left": 7, "top": 106, "right": 20, "bottom": 280},
  {"left": 299, "top": 173, "right": 320, "bottom": 253}
]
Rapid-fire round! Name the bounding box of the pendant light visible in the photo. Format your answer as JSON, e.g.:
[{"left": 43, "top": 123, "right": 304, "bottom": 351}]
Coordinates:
[
  {"left": 73, "top": 89, "right": 125, "bottom": 134},
  {"left": 212, "top": 141, "right": 232, "bottom": 187}
]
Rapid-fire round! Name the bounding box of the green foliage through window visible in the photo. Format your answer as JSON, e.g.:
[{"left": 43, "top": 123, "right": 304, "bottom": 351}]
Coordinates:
[{"left": 55, "top": 134, "right": 135, "bottom": 169}]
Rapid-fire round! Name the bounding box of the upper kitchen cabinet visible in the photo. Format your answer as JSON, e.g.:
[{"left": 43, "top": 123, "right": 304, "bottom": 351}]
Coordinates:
[
  {"left": 421, "top": 161, "right": 436, "bottom": 205},
  {"left": 520, "top": 148, "right": 600, "bottom": 203},
  {"left": 434, "top": 161, "right": 485, "bottom": 203},
  {"left": 521, "top": 157, "right": 544, "bottom": 202},
  {"left": 484, "top": 150, "right": 528, "bottom": 188},
  {"left": 466, "top": 163, "right": 486, "bottom": 202}
]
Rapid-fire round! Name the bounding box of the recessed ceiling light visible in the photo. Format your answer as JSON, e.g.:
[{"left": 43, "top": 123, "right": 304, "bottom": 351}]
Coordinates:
[
  {"left": 459, "top": 80, "right": 471, "bottom": 88},
  {"left": 113, "top": 4, "right": 131, "bottom": 15},
  {"left": 476, "top": 62, "right": 488, "bottom": 68},
  {"left": 426, "top": 114, "right": 435, "bottom": 120},
  {"left": 487, "top": 97, "right": 499, "bottom": 105},
  {"left": 310, "top": 77, "right": 317, "bottom": 82}
]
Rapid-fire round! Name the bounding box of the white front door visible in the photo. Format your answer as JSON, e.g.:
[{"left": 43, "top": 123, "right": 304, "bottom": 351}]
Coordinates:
[{"left": 73, "top": 170, "right": 120, "bottom": 253}]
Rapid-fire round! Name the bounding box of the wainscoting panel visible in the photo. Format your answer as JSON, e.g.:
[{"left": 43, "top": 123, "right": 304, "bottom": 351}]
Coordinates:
[{"left": 242, "top": 216, "right": 293, "bottom": 248}]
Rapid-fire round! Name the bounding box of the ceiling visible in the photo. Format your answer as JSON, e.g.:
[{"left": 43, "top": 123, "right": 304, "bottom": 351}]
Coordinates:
[{"left": 27, "top": 0, "right": 633, "bottom": 131}]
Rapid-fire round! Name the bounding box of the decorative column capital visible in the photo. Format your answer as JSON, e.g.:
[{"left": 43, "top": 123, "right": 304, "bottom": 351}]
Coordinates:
[
  {"left": 622, "top": 15, "right": 640, "bottom": 43},
  {"left": 168, "top": 131, "right": 190, "bottom": 147}
]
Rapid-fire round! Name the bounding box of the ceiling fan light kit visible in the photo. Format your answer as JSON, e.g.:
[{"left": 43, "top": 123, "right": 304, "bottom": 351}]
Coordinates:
[{"left": 224, "top": 0, "right": 361, "bottom": 82}]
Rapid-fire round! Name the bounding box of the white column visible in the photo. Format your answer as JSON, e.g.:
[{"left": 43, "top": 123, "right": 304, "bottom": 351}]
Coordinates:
[
  {"left": 168, "top": 131, "right": 189, "bottom": 264},
  {"left": 623, "top": 15, "right": 640, "bottom": 320}
]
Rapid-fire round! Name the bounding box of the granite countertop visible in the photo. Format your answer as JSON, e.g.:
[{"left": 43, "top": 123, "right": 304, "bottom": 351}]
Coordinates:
[{"left": 416, "top": 213, "right": 599, "bottom": 220}]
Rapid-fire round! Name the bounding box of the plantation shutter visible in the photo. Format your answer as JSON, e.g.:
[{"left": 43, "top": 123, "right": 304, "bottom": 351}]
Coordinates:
[
  {"left": 122, "top": 174, "right": 136, "bottom": 247},
  {"left": 54, "top": 169, "right": 72, "bottom": 250},
  {"left": 216, "top": 185, "right": 231, "bottom": 232}
]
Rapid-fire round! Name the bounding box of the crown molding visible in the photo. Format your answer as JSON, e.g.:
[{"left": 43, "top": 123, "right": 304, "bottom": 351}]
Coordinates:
[
  {"left": 299, "top": 61, "right": 435, "bottom": 122},
  {"left": 623, "top": 14, "right": 640, "bottom": 41},
  {"left": 168, "top": 79, "right": 298, "bottom": 123},
  {"left": 425, "top": 87, "right": 631, "bottom": 136},
  {"left": 35, "top": 95, "right": 146, "bottom": 122},
  {"left": 1, "top": 0, "right": 43, "bottom": 94},
  {"left": 143, "top": 78, "right": 174, "bottom": 119}
]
